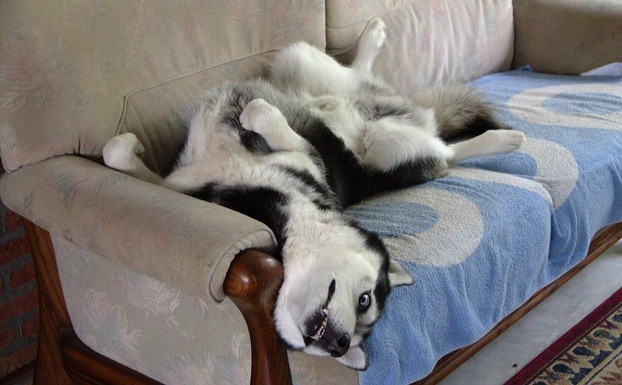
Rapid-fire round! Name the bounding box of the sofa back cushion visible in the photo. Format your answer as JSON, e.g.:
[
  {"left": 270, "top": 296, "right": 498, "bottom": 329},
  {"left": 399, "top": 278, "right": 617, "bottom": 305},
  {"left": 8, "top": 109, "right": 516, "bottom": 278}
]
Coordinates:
[
  {"left": 0, "top": 1, "right": 325, "bottom": 173},
  {"left": 119, "top": 56, "right": 280, "bottom": 175},
  {"left": 326, "top": 0, "right": 514, "bottom": 94}
]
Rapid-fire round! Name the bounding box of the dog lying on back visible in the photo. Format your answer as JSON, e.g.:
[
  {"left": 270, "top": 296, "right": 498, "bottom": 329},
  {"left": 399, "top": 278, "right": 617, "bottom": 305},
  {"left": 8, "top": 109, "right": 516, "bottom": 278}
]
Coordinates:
[{"left": 103, "top": 19, "right": 525, "bottom": 369}]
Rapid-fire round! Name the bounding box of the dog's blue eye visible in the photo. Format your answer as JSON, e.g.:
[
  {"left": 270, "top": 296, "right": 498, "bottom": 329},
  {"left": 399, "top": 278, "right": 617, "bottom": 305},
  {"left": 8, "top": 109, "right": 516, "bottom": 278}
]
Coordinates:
[{"left": 358, "top": 292, "right": 372, "bottom": 312}]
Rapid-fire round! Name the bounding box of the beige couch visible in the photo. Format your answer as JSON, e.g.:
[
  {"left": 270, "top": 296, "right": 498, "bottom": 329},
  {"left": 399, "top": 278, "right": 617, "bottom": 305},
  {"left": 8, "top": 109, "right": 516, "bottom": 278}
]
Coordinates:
[{"left": 1, "top": 1, "right": 620, "bottom": 384}]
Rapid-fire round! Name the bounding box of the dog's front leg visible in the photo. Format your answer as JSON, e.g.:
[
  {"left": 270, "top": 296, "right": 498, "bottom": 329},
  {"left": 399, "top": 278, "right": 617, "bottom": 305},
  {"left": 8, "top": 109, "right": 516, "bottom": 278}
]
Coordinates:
[
  {"left": 240, "top": 98, "right": 308, "bottom": 152},
  {"left": 103, "top": 133, "right": 202, "bottom": 194},
  {"left": 103, "top": 133, "right": 167, "bottom": 186}
]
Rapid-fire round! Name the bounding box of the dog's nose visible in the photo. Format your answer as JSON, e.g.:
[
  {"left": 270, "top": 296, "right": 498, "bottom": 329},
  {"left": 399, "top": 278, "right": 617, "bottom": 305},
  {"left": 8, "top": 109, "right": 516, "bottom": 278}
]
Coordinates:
[{"left": 328, "top": 333, "right": 351, "bottom": 357}]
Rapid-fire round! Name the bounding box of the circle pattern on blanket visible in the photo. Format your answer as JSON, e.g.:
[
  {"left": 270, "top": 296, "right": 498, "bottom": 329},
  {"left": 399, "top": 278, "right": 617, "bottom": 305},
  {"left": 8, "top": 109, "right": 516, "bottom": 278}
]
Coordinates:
[
  {"left": 448, "top": 167, "right": 552, "bottom": 205},
  {"left": 541, "top": 92, "right": 622, "bottom": 116},
  {"left": 517, "top": 138, "right": 579, "bottom": 209},
  {"left": 348, "top": 202, "right": 438, "bottom": 238},
  {"left": 349, "top": 188, "right": 484, "bottom": 267},
  {"left": 462, "top": 152, "right": 538, "bottom": 178},
  {"left": 508, "top": 83, "right": 622, "bottom": 130}
]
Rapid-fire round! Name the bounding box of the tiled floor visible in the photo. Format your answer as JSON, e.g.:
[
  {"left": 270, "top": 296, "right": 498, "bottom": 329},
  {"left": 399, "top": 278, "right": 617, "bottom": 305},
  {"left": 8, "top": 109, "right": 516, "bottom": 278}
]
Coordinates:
[{"left": 440, "top": 240, "right": 622, "bottom": 385}]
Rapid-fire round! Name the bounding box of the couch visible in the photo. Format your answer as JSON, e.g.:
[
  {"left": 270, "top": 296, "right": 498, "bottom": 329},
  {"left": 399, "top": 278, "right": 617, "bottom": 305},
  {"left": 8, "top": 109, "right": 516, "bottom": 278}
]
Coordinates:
[{"left": 1, "top": 0, "right": 621, "bottom": 384}]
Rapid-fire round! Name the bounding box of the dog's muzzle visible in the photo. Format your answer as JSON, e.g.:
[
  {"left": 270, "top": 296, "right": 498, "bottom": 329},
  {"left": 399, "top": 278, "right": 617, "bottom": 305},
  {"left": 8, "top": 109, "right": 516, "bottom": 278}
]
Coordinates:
[
  {"left": 304, "top": 279, "right": 352, "bottom": 357},
  {"left": 309, "top": 308, "right": 329, "bottom": 341},
  {"left": 327, "top": 332, "right": 351, "bottom": 357}
]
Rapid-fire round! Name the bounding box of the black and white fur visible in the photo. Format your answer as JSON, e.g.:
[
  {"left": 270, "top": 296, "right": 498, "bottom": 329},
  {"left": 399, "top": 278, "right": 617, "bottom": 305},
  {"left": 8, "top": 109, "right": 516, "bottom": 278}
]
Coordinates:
[{"left": 103, "top": 19, "right": 525, "bottom": 370}]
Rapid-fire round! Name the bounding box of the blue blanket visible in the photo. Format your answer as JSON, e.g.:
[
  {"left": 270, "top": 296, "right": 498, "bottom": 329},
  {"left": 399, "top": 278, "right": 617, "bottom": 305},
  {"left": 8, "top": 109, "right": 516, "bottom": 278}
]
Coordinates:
[{"left": 346, "top": 70, "right": 622, "bottom": 384}]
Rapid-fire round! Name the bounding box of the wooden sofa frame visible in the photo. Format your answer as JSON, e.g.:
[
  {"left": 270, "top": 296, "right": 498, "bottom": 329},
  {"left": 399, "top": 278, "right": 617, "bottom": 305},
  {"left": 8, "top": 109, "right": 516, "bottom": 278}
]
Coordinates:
[{"left": 23, "top": 216, "right": 622, "bottom": 385}]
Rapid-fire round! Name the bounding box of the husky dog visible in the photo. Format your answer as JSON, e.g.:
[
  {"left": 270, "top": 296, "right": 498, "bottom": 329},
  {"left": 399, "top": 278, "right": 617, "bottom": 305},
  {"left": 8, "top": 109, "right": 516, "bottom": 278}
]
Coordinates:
[{"left": 103, "top": 19, "right": 525, "bottom": 370}]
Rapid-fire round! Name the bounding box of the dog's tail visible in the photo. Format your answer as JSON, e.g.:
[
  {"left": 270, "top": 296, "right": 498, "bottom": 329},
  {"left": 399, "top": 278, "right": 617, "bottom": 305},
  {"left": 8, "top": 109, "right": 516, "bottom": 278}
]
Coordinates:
[{"left": 411, "top": 84, "right": 510, "bottom": 142}]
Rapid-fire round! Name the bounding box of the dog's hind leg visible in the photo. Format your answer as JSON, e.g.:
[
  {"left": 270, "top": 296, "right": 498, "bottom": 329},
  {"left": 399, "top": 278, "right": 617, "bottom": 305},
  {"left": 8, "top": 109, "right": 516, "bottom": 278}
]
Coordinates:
[
  {"left": 271, "top": 42, "right": 360, "bottom": 96},
  {"left": 361, "top": 117, "right": 452, "bottom": 194},
  {"left": 362, "top": 112, "right": 453, "bottom": 172},
  {"left": 449, "top": 130, "right": 526, "bottom": 163},
  {"left": 351, "top": 18, "right": 386, "bottom": 74},
  {"left": 240, "top": 98, "right": 309, "bottom": 152}
]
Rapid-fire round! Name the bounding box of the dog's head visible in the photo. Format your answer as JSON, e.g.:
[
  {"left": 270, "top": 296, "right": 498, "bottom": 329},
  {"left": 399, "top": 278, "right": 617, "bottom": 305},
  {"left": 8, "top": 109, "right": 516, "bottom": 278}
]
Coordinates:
[{"left": 274, "top": 228, "right": 413, "bottom": 370}]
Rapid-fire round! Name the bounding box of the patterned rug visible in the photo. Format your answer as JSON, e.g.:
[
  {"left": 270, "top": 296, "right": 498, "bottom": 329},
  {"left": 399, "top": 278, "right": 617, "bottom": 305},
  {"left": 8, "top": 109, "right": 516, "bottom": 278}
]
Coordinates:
[{"left": 506, "top": 287, "right": 622, "bottom": 385}]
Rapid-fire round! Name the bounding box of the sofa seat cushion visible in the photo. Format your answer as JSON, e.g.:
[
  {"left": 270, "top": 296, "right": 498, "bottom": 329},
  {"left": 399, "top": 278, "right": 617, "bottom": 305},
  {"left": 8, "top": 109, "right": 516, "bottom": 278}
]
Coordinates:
[{"left": 345, "top": 70, "right": 622, "bottom": 384}]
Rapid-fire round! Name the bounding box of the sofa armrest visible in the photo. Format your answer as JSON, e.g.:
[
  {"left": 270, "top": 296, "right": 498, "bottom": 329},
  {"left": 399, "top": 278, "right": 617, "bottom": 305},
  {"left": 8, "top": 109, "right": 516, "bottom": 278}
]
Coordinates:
[
  {"left": 512, "top": 0, "right": 622, "bottom": 74},
  {"left": 0, "top": 155, "right": 276, "bottom": 302}
]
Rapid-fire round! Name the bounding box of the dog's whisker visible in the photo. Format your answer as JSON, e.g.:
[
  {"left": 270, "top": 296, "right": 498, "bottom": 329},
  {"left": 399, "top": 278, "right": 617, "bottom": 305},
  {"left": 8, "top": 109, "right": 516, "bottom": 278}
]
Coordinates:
[{"left": 325, "top": 279, "right": 336, "bottom": 306}]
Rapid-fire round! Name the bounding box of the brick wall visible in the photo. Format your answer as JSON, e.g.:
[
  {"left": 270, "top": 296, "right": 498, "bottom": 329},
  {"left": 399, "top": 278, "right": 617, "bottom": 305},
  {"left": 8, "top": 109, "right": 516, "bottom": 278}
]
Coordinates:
[{"left": 0, "top": 199, "right": 38, "bottom": 378}]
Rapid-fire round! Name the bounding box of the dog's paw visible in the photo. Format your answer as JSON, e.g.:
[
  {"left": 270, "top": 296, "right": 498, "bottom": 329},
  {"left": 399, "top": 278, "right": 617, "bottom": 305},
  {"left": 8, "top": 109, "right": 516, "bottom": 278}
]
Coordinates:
[
  {"left": 484, "top": 130, "right": 526, "bottom": 153},
  {"left": 240, "top": 98, "right": 286, "bottom": 138},
  {"left": 362, "top": 18, "right": 386, "bottom": 51},
  {"left": 103, "top": 133, "right": 145, "bottom": 171}
]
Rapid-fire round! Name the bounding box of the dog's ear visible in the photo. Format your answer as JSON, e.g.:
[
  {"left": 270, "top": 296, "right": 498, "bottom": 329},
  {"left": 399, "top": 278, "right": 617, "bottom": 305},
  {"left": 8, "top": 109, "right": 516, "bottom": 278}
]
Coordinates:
[
  {"left": 336, "top": 345, "right": 368, "bottom": 370},
  {"left": 388, "top": 259, "right": 414, "bottom": 287}
]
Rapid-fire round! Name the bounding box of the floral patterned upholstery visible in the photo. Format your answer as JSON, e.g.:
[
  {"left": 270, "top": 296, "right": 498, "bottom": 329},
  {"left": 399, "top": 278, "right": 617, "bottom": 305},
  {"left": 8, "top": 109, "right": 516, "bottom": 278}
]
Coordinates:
[
  {"left": 0, "top": 0, "right": 325, "bottom": 172},
  {"left": 0, "top": 156, "right": 275, "bottom": 301}
]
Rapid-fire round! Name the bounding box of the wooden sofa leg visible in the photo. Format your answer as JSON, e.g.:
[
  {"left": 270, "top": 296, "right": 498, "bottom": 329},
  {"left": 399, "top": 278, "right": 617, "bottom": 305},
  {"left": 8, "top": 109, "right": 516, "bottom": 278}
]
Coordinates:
[
  {"left": 225, "top": 250, "right": 293, "bottom": 385},
  {"left": 22, "top": 219, "right": 74, "bottom": 385}
]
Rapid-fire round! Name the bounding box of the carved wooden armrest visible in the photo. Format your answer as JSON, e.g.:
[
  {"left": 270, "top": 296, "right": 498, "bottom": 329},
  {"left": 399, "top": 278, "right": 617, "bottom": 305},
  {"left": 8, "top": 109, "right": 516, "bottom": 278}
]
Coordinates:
[{"left": 224, "top": 249, "right": 293, "bottom": 385}]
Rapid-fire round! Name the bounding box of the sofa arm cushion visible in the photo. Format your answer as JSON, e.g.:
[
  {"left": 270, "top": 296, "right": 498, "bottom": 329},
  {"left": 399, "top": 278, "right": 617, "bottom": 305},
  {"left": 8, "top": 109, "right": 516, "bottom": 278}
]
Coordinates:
[
  {"left": 0, "top": 156, "right": 276, "bottom": 302},
  {"left": 512, "top": 0, "right": 622, "bottom": 74}
]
